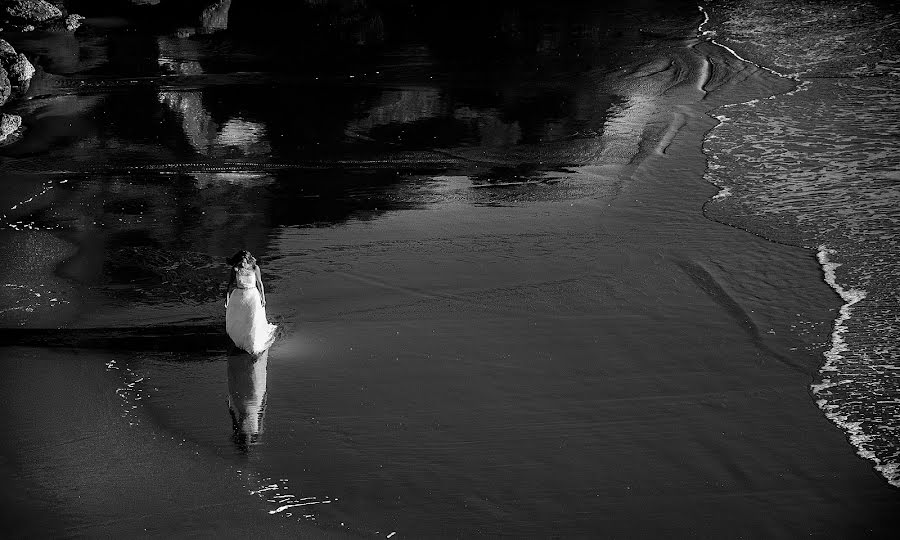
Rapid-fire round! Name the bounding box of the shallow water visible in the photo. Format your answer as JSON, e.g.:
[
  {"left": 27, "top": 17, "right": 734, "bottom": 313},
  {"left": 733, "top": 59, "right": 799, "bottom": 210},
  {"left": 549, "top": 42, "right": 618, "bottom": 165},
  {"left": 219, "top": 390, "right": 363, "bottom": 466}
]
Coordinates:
[
  {"left": 702, "top": 0, "right": 900, "bottom": 488},
  {"left": 1, "top": 0, "right": 899, "bottom": 536}
]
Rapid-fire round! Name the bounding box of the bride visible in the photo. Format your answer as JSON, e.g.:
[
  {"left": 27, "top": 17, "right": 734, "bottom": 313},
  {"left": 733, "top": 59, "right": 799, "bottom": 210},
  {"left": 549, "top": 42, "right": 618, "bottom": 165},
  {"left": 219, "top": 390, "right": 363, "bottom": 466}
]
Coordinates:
[{"left": 225, "top": 250, "right": 277, "bottom": 355}]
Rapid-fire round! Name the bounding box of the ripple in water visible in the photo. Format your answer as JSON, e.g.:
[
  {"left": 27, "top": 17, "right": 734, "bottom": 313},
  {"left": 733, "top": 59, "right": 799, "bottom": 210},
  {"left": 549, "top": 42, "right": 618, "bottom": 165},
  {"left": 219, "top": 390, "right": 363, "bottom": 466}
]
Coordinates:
[{"left": 703, "top": 0, "right": 900, "bottom": 486}]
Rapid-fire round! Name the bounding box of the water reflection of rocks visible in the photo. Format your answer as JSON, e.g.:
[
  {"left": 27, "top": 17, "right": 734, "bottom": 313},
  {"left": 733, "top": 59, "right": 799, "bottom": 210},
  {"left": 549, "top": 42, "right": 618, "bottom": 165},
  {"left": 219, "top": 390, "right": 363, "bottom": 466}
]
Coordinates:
[
  {"left": 158, "top": 90, "right": 271, "bottom": 157},
  {"left": 2, "top": 0, "right": 694, "bottom": 308}
]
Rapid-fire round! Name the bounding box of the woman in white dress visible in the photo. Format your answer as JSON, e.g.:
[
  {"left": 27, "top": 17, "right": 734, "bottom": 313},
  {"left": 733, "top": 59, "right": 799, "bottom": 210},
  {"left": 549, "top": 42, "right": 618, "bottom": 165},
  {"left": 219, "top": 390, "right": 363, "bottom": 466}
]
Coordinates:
[{"left": 225, "top": 250, "right": 277, "bottom": 355}]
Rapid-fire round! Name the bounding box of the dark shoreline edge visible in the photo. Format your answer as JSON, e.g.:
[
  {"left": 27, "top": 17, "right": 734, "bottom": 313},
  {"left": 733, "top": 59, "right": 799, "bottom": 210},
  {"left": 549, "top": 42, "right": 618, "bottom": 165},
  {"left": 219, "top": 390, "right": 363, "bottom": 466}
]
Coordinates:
[
  {"left": 696, "top": 3, "right": 807, "bottom": 249},
  {"left": 696, "top": 2, "right": 900, "bottom": 490}
]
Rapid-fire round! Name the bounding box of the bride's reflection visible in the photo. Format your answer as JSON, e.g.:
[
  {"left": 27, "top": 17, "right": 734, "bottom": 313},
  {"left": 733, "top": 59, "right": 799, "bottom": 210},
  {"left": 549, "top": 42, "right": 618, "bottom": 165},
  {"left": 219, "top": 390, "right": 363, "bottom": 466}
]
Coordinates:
[{"left": 227, "top": 348, "right": 268, "bottom": 451}]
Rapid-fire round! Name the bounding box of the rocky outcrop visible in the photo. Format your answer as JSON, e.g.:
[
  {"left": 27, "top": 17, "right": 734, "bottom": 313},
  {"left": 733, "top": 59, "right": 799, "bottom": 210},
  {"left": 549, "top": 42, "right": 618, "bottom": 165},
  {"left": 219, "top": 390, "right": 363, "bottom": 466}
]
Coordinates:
[
  {"left": 0, "top": 38, "right": 34, "bottom": 88},
  {"left": 7, "top": 52, "right": 34, "bottom": 83},
  {"left": 0, "top": 38, "right": 34, "bottom": 145},
  {"left": 63, "top": 12, "right": 81, "bottom": 30},
  {"left": 0, "top": 0, "right": 83, "bottom": 32},
  {"left": 0, "top": 37, "right": 13, "bottom": 56},
  {"left": 0, "top": 111, "right": 21, "bottom": 142},
  {"left": 0, "top": 66, "right": 9, "bottom": 105},
  {"left": 2, "top": 0, "right": 62, "bottom": 22}
]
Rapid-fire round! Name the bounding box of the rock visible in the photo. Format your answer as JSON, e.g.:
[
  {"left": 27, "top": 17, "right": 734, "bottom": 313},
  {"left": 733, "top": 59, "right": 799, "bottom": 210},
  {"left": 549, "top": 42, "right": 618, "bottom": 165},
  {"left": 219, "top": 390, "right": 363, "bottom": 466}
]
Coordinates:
[
  {"left": 0, "top": 66, "right": 10, "bottom": 106},
  {"left": 6, "top": 53, "right": 34, "bottom": 86},
  {"left": 0, "top": 38, "right": 15, "bottom": 60},
  {"left": 0, "top": 40, "right": 32, "bottom": 87},
  {"left": 2, "top": 0, "right": 62, "bottom": 23},
  {"left": 0, "top": 112, "right": 22, "bottom": 142},
  {"left": 63, "top": 13, "right": 83, "bottom": 31},
  {"left": 30, "top": 11, "right": 85, "bottom": 32}
]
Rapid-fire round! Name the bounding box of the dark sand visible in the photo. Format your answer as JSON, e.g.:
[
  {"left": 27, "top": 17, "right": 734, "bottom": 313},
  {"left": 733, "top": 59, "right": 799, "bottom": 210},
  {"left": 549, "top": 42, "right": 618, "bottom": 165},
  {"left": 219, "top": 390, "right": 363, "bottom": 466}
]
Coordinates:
[{"left": 4, "top": 109, "right": 897, "bottom": 537}]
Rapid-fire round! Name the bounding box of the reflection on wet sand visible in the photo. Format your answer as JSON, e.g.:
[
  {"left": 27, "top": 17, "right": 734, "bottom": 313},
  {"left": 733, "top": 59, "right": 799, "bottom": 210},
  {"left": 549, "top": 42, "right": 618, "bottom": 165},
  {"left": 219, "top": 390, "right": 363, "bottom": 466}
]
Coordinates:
[
  {"left": 199, "top": 0, "right": 232, "bottom": 33},
  {"left": 347, "top": 88, "right": 444, "bottom": 134},
  {"left": 0, "top": 0, "right": 691, "bottom": 319},
  {"left": 157, "top": 36, "right": 203, "bottom": 75},
  {"left": 158, "top": 88, "right": 271, "bottom": 157},
  {"left": 158, "top": 91, "right": 217, "bottom": 152},
  {"left": 227, "top": 348, "right": 268, "bottom": 450}
]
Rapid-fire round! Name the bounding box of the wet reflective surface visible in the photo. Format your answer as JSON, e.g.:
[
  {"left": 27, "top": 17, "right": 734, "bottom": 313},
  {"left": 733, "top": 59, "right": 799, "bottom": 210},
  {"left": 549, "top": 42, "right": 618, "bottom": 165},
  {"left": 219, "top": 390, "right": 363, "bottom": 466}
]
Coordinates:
[
  {"left": 1, "top": 0, "right": 899, "bottom": 537},
  {"left": 228, "top": 348, "right": 268, "bottom": 451}
]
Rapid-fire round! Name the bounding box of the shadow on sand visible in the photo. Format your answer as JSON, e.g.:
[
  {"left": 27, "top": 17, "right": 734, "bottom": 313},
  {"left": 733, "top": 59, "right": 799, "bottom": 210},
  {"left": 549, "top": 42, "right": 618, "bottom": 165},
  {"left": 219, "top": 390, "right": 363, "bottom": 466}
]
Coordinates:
[{"left": 0, "top": 325, "right": 232, "bottom": 353}]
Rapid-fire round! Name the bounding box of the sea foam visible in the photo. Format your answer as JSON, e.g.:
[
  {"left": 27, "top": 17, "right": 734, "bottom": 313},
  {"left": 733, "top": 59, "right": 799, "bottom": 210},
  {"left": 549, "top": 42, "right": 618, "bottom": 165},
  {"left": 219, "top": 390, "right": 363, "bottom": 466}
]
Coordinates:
[
  {"left": 813, "top": 246, "right": 898, "bottom": 487},
  {"left": 700, "top": 0, "right": 900, "bottom": 488}
]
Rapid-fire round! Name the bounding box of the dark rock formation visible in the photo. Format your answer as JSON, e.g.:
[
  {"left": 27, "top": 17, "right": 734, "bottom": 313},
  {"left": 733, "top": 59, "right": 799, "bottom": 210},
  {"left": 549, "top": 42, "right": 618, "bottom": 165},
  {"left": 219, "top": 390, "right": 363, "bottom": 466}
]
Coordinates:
[
  {"left": 0, "top": 39, "right": 34, "bottom": 88},
  {"left": 0, "top": 66, "right": 9, "bottom": 106},
  {"left": 0, "top": 38, "right": 34, "bottom": 110},
  {"left": 1, "top": 0, "right": 62, "bottom": 22},
  {"left": 0, "top": 37, "right": 14, "bottom": 57},
  {"left": 0, "top": 0, "right": 83, "bottom": 31},
  {"left": 0, "top": 111, "right": 21, "bottom": 142},
  {"left": 7, "top": 52, "right": 34, "bottom": 84},
  {"left": 64, "top": 12, "right": 83, "bottom": 30}
]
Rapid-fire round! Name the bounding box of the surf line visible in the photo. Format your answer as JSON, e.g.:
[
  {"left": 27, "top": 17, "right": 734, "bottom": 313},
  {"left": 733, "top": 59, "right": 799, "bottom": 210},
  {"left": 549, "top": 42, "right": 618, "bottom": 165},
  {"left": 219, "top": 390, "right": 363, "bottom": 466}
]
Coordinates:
[
  {"left": 811, "top": 247, "right": 899, "bottom": 487},
  {"left": 696, "top": 5, "right": 800, "bottom": 83},
  {"left": 694, "top": 3, "right": 808, "bottom": 205},
  {"left": 696, "top": 4, "right": 810, "bottom": 99}
]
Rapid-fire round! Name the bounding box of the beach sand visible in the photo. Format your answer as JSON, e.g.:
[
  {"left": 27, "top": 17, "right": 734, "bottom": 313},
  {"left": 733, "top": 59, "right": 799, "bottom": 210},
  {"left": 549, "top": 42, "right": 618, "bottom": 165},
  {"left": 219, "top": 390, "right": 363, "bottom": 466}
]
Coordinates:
[
  {"left": 0, "top": 347, "right": 355, "bottom": 538},
  {"left": 1, "top": 2, "right": 898, "bottom": 536},
  {"left": 4, "top": 102, "right": 896, "bottom": 537}
]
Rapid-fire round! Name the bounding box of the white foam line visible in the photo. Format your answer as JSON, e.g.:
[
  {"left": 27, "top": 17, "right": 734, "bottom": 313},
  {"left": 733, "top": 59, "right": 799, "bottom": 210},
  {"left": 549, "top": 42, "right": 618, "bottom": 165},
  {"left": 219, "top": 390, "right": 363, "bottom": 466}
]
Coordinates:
[
  {"left": 702, "top": 112, "right": 734, "bottom": 200},
  {"left": 697, "top": 5, "right": 800, "bottom": 84},
  {"left": 8, "top": 182, "right": 56, "bottom": 212},
  {"left": 811, "top": 247, "right": 898, "bottom": 487},
  {"left": 697, "top": 4, "right": 808, "bottom": 205},
  {"left": 270, "top": 495, "right": 317, "bottom": 503},
  {"left": 268, "top": 500, "right": 332, "bottom": 514},
  {"left": 697, "top": 4, "right": 709, "bottom": 33},
  {"left": 711, "top": 186, "right": 732, "bottom": 200},
  {"left": 814, "top": 245, "right": 866, "bottom": 382}
]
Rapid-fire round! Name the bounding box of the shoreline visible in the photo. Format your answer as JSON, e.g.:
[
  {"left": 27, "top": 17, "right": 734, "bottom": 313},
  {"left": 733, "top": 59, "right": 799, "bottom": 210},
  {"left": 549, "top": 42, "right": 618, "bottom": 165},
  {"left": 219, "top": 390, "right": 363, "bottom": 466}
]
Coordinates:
[
  {"left": 811, "top": 246, "right": 890, "bottom": 483},
  {"left": 698, "top": 0, "right": 900, "bottom": 490},
  {"left": 1, "top": 3, "right": 898, "bottom": 535}
]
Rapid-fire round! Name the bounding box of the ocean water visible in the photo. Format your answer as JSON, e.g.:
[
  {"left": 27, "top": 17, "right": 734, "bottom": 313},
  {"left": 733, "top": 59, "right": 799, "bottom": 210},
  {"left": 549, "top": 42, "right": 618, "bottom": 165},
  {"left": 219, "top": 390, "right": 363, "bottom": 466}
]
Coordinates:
[
  {"left": 1, "top": 0, "right": 899, "bottom": 537},
  {"left": 702, "top": 0, "right": 900, "bottom": 488}
]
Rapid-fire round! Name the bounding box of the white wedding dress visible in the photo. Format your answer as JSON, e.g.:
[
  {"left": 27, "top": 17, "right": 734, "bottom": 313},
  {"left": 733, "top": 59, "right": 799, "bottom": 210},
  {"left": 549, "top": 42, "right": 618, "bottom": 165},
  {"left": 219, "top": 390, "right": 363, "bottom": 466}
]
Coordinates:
[{"left": 226, "top": 268, "right": 277, "bottom": 355}]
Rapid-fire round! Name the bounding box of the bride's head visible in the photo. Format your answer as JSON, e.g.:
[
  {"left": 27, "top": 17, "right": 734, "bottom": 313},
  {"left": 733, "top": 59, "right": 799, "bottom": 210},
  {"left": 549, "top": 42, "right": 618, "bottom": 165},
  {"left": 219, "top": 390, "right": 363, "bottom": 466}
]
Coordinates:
[{"left": 227, "top": 250, "right": 257, "bottom": 269}]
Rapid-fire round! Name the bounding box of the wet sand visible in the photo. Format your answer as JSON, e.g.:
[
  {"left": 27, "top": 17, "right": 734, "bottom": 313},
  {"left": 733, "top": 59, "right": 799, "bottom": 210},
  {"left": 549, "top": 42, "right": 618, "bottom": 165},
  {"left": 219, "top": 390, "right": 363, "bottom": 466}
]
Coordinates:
[
  {"left": 239, "top": 107, "right": 899, "bottom": 536},
  {"left": 0, "top": 347, "right": 353, "bottom": 538},
  {"left": 1, "top": 2, "right": 898, "bottom": 536},
  {"left": 4, "top": 106, "right": 897, "bottom": 537}
]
